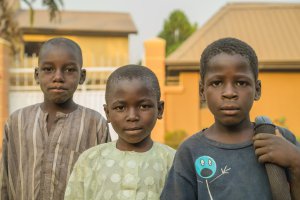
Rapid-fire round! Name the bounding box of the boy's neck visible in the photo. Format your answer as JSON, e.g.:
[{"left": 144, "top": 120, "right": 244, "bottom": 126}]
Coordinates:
[
  {"left": 116, "top": 137, "right": 154, "bottom": 153},
  {"left": 41, "top": 99, "right": 78, "bottom": 115},
  {"left": 41, "top": 99, "right": 78, "bottom": 134},
  {"left": 204, "top": 120, "right": 254, "bottom": 144}
]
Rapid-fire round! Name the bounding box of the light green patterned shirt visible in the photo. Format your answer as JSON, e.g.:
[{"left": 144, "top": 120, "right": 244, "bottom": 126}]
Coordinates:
[{"left": 64, "top": 141, "right": 175, "bottom": 200}]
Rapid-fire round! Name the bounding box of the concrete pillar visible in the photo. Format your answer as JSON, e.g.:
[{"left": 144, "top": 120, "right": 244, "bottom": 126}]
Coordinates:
[
  {"left": 0, "top": 39, "right": 10, "bottom": 151},
  {"left": 144, "top": 38, "right": 166, "bottom": 143}
]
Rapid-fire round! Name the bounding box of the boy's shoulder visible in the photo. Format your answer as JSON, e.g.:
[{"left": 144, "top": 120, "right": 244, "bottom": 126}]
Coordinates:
[
  {"left": 79, "top": 142, "right": 175, "bottom": 160},
  {"left": 179, "top": 130, "right": 205, "bottom": 149},
  {"left": 173, "top": 130, "right": 208, "bottom": 158},
  {"left": 153, "top": 142, "right": 176, "bottom": 156},
  {"left": 76, "top": 141, "right": 115, "bottom": 163},
  {"left": 9, "top": 103, "right": 41, "bottom": 120},
  {"left": 8, "top": 104, "right": 105, "bottom": 121},
  {"left": 77, "top": 105, "right": 106, "bottom": 120}
]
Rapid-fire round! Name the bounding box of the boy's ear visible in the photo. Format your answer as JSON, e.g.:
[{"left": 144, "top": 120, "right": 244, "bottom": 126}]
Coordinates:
[
  {"left": 34, "top": 67, "right": 39, "bottom": 84},
  {"left": 103, "top": 104, "right": 111, "bottom": 123},
  {"left": 79, "top": 68, "right": 86, "bottom": 85},
  {"left": 157, "top": 101, "right": 164, "bottom": 120},
  {"left": 199, "top": 82, "right": 206, "bottom": 102},
  {"left": 254, "top": 80, "right": 262, "bottom": 101}
]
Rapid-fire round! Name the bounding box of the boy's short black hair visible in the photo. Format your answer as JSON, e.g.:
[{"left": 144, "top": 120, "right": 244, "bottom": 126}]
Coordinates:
[
  {"left": 105, "top": 64, "right": 161, "bottom": 102},
  {"left": 38, "top": 37, "right": 83, "bottom": 66},
  {"left": 200, "top": 37, "right": 258, "bottom": 83}
]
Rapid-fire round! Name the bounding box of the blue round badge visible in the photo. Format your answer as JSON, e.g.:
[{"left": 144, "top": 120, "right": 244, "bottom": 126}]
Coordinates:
[{"left": 195, "top": 156, "right": 217, "bottom": 179}]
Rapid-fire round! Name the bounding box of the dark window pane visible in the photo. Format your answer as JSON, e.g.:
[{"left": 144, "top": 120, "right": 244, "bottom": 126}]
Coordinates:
[{"left": 24, "top": 42, "right": 44, "bottom": 56}]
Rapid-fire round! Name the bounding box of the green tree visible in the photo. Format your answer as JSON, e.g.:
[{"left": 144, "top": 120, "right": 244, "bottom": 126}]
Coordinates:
[
  {"left": 0, "top": 0, "right": 22, "bottom": 57},
  {"left": 158, "top": 10, "right": 197, "bottom": 56},
  {"left": 0, "top": 0, "right": 63, "bottom": 59},
  {"left": 164, "top": 130, "right": 187, "bottom": 149},
  {"left": 23, "top": 0, "right": 63, "bottom": 23}
]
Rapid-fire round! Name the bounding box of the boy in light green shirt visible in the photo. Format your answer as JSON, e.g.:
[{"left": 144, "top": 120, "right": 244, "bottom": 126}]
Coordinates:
[{"left": 65, "top": 65, "right": 175, "bottom": 200}]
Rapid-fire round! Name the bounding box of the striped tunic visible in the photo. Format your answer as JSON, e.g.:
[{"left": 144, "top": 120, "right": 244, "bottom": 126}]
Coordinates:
[{"left": 0, "top": 103, "right": 111, "bottom": 200}]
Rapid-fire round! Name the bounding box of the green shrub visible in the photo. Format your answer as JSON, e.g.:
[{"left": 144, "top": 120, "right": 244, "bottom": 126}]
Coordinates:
[
  {"left": 164, "top": 130, "right": 187, "bottom": 149},
  {"left": 273, "top": 116, "right": 287, "bottom": 128}
]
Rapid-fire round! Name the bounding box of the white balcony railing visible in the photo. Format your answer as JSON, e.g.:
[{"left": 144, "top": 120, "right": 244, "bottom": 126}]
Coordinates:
[{"left": 9, "top": 66, "right": 117, "bottom": 91}]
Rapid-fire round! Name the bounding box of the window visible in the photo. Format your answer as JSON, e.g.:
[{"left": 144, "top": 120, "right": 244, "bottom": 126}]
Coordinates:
[{"left": 24, "top": 42, "right": 44, "bottom": 56}]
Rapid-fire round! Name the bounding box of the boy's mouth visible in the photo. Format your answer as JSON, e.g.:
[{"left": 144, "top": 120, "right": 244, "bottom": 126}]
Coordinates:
[
  {"left": 49, "top": 87, "right": 67, "bottom": 91},
  {"left": 220, "top": 106, "right": 240, "bottom": 115},
  {"left": 48, "top": 88, "right": 68, "bottom": 93},
  {"left": 125, "top": 127, "right": 142, "bottom": 130},
  {"left": 124, "top": 127, "right": 143, "bottom": 133}
]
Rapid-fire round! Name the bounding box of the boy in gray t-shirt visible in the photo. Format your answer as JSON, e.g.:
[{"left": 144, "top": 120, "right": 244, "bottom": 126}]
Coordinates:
[{"left": 160, "top": 38, "right": 300, "bottom": 200}]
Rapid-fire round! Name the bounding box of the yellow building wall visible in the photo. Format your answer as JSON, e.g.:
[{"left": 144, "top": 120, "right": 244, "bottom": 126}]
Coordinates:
[
  {"left": 165, "top": 72, "right": 200, "bottom": 135},
  {"left": 251, "top": 72, "right": 300, "bottom": 138},
  {"left": 22, "top": 34, "right": 129, "bottom": 67},
  {"left": 0, "top": 39, "right": 10, "bottom": 151}
]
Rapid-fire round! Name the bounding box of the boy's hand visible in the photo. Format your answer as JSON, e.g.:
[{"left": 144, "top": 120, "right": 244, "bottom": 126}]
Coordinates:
[{"left": 253, "top": 129, "right": 300, "bottom": 168}]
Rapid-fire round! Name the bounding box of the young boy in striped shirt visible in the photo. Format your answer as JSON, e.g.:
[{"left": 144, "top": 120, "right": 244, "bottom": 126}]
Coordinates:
[{"left": 0, "top": 37, "right": 110, "bottom": 199}]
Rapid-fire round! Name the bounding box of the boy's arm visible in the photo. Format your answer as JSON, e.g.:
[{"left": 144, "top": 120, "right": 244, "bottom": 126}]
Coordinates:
[{"left": 253, "top": 129, "right": 300, "bottom": 199}]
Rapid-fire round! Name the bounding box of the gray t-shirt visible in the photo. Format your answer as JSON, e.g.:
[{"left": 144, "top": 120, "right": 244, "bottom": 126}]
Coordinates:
[{"left": 161, "top": 127, "right": 299, "bottom": 200}]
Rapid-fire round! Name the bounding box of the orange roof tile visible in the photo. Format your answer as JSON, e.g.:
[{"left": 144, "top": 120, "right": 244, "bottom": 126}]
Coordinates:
[
  {"left": 17, "top": 10, "right": 137, "bottom": 36},
  {"left": 166, "top": 3, "right": 300, "bottom": 66}
]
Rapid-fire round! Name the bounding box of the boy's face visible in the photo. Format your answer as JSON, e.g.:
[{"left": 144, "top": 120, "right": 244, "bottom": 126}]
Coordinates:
[
  {"left": 200, "top": 53, "right": 261, "bottom": 127},
  {"left": 35, "top": 44, "right": 86, "bottom": 104},
  {"left": 104, "top": 78, "right": 164, "bottom": 147}
]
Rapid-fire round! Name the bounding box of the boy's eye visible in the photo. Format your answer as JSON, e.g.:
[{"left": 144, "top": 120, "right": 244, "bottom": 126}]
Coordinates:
[
  {"left": 41, "top": 66, "right": 54, "bottom": 73},
  {"left": 236, "top": 81, "right": 248, "bottom": 87},
  {"left": 140, "top": 104, "right": 152, "bottom": 110},
  {"left": 65, "top": 66, "right": 77, "bottom": 73},
  {"left": 114, "top": 106, "right": 125, "bottom": 112},
  {"left": 211, "top": 81, "right": 222, "bottom": 87}
]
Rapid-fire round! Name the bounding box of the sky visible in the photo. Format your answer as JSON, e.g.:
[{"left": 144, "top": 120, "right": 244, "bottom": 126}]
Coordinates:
[{"left": 21, "top": 0, "right": 300, "bottom": 64}]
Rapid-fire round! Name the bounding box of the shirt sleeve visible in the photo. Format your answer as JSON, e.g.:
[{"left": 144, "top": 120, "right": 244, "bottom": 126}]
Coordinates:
[
  {"left": 0, "top": 122, "right": 10, "bottom": 200},
  {"left": 160, "top": 143, "right": 198, "bottom": 200},
  {"left": 97, "top": 117, "right": 111, "bottom": 144}
]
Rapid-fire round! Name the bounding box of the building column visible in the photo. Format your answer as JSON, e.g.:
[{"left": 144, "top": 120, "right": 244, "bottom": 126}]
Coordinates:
[
  {"left": 0, "top": 39, "right": 10, "bottom": 151},
  {"left": 144, "top": 38, "right": 166, "bottom": 143}
]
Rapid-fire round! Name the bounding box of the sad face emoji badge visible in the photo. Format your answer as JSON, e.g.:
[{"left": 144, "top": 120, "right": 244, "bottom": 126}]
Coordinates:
[{"left": 195, "top": 156, "right": 217, "bottom": 179}]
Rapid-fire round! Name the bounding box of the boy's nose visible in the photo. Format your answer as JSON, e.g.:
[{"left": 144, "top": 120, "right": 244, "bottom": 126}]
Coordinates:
[
  {"left": 126, "top": 108, "right": 139, "bottom": 121},
  {"left": 222, "top": 84, "right": 237, "bottom": 99},
  {"left": 53, "top": 70, "right": 64, "bottom": 82}
]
